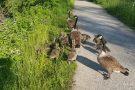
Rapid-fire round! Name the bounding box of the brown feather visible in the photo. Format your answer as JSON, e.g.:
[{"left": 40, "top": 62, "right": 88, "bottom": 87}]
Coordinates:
[
  {"left": 97, "top": 50, "right": 129, "bottom": 79},
  {"left": 81, "top": 34, "right": 91, "bottom": 43},
  {"left": 70, "top": 30, "right": 81, "bottom": 48}
]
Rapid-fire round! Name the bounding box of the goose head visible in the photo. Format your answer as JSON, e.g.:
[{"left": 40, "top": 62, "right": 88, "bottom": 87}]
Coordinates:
[{"left": 93, "top": 34, "right": 108, "bottom": 50}]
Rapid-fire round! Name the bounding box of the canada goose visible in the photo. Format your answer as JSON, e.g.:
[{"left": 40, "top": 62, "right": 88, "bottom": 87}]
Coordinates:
[
  {"left": 67, "top": 11, "right": 76, "bottom": 29},
  {"left": 93, "top": 34, "right": 107, "bottom": 44},
  {"left": 50, "top": 43, "right": 60, "bottom": 60},
  {"left": 68, "top": 39, "right": 77, "bottom": 64},
  {"left": 97, "top": 45, "right": 129, "bottom": 80},
  {"left": 49, "top": 38, "right": 59, "bottom": 52},
  {"left": 70, "top": 15, "right": 81, "bottom": 48},
  {"left": 81, "top": 34, "right": 91, "bottom": 44},
  {"left": 93, "top": 34, "right": 110, "bottom": 52},
  {"left": 58, "top": 32, "right": 69, "bottom": 47},
  {"left": 35, "top": 47, "right": 42, "bottom": 55}
]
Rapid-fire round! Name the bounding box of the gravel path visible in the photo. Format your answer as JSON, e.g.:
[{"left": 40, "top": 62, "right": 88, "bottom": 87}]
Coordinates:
[{"left": 72, "top": 0, "right": 135, "bottom": 90}]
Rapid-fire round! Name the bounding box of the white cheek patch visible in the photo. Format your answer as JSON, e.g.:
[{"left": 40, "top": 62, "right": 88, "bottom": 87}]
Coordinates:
[
  {"left": 71, "top": 28, "right": 77, "bottom": 32},
  {"left": 113, "top": 71, "right": 120, "bottom": 73},
  {"left": 99, "top": 36, "right": 103, "bottom": 39}
]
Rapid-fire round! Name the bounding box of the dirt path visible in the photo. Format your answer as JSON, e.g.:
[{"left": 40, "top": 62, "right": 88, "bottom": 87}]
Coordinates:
[{"left": 72, "top": 0, "right": 135, "bottom": 90}]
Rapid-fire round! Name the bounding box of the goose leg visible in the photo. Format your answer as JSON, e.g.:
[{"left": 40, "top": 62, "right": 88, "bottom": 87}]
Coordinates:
[{"left": 104, "top": 68, "right": 112, "bottom": 80}]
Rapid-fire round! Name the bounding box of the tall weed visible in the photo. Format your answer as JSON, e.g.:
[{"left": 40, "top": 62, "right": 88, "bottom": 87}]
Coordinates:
[{"left": 0, "top": 0, "right": 76, "bottom": 90}]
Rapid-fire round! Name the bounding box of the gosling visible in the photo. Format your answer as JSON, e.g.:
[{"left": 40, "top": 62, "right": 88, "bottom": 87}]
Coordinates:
[
  {"left": 68, "top": 39, "right": 77, "bottom": 64},
  {"left": 81, "top": 34, "right": 91, "bottom": 44},
  {"left": 58, "top": 32, "right": 69, "bottom": 47},
  {"left": 67, "top": 10, "right": 76, "bottom": 29},
  {"left": 50, "top": 43, "right": 60, "bottom": 60}
]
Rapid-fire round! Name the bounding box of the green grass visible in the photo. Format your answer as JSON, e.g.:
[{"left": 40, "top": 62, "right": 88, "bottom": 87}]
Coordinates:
[
  {"left": 89, "top": 0, "right": 135, "bottom": 30},
  {"left": 0, "top": 0, "right": 76, "bottom": 90}
]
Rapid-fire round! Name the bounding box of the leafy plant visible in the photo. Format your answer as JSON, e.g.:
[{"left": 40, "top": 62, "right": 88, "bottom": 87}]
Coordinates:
[{"left": 0, "top": 0, "right": 76, "bottom": 90}]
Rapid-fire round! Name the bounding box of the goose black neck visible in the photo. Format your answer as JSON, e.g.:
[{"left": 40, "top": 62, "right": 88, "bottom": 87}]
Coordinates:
[{"left": 74, "top": 16, "right": 78, "bottom": 28}]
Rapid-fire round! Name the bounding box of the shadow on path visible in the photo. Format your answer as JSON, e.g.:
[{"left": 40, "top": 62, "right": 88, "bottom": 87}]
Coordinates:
[
  {"left": 77, "top": 55, "right": 106, "bottom": 74},
  {"left": 83, "top": 45, "right": 98, "bottom": 55},
  {"left": 75, "top": 4, "right": 135, "bottom": 52},
  {"left": 84, "top": 41, "right": 95, "bottom": 47}
]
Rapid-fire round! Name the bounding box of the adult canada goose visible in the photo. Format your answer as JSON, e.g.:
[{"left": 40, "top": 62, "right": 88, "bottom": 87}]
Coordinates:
[
  {"left": 97, "top": 45, "right": 129, "bottom": 80},
  {"left": 81, "top": 34, "right": 91, "bottom": 44},
  {"left": 67, "top": 10, "right": 76, "bottom": 29},
  {"left": 67, "top": 39, "right": 77, "bottom": 64},
  {"left": 70, "top": 15, "right": 81, "bottom": 48},
  {"left": 93, "top": 34, "right": 110, "bottom": 51},
  {"left": 93, "top": 34, "right": 107, "bottom": 44}
]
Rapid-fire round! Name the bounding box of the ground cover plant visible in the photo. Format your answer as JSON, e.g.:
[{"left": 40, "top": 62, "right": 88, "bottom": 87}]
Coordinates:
[{"left": 0, "top": 0, "right": 76, "bottom": 90}]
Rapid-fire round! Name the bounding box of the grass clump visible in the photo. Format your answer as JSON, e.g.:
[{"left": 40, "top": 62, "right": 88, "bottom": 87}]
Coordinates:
[{"left": 0, "top": 0, "right": 76, "bottom": 90}]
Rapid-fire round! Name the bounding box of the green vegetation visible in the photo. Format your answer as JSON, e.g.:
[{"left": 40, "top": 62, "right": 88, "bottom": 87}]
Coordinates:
[
  {"left": 90, "top": 0, "right": 135, "bottom": 29},
  {"left": 0, "top": 0, "right": 76, "bottom": 90}
]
